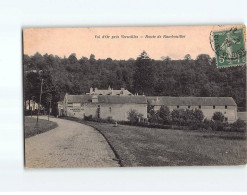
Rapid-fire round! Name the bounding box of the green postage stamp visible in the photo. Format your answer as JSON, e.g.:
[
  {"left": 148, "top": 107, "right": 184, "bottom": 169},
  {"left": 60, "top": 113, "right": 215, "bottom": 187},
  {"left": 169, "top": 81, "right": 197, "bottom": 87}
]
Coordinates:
[{"left": 213, "top": 27, "right": 246, "bottom": 68}]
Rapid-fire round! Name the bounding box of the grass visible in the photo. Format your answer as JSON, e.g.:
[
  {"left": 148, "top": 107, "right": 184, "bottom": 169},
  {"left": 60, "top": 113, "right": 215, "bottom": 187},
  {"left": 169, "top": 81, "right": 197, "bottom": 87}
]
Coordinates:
[
  {"left": 24, "top": 116, "right": 58, "bottom": 138},
  {"left": 63, "top": 117, "right": 247, "bottom": 166}
]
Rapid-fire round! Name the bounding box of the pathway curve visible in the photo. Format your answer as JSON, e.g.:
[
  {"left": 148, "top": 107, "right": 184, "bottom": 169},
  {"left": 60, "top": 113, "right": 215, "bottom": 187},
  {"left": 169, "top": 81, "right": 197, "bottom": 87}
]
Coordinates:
[{"left": 25, "top": 116, "right": 119, "bottom": 168}]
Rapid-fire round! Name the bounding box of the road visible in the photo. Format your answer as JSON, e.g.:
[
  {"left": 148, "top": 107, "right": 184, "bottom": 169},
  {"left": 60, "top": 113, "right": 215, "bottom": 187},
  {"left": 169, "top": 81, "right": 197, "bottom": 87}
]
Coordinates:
[{"left": 25, "top": 116, "right": 119, "bottom": 168}]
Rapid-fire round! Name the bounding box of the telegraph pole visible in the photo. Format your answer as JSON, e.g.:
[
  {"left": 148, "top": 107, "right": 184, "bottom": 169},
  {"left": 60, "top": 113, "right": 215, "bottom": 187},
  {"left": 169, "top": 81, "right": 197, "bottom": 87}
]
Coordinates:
[
  {"left": 48, "top": 98, "right": 51, "bottom": 121},
  {"left": 36, "top": 79, "right": 43, "bottom": 126}
]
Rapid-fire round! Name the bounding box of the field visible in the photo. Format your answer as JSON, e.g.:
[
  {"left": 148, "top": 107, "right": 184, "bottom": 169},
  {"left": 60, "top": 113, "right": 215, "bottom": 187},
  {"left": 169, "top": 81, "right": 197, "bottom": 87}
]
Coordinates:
[
  {"left": 24, "top": 116, "right": 58, "bottom": 138},
  {"left": 80, "top": 120, "right": 247, "bottom": 166}
]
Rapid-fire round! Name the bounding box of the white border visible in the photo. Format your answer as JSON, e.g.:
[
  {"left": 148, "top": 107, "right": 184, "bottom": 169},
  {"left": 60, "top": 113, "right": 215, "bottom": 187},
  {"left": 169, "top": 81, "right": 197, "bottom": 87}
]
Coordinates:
[{"left": 0, "top": 0, "right": 247, "bottom": 192}]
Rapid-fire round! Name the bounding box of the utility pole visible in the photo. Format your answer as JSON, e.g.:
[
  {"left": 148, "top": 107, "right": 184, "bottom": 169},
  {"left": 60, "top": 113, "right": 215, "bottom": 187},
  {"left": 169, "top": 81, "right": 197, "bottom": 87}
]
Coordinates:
[
  {"left": 36, "top": 79, "right": 43, "bottom": 127},
  {"left": 31, "top": 96, "right": 34, "bottom": 117},
  {"left": 48, "top": 97, "right": 51, "bottom": 121}
]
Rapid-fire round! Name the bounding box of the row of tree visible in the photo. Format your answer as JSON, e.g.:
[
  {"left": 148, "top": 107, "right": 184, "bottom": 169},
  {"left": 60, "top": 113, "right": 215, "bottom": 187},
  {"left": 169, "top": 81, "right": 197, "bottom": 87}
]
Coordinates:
[
  {"left": 128, "top": 107, "right": 246, "bottom": 132},
  {"left": 24, "top": 51, "right": 246, "bottom": 114}
]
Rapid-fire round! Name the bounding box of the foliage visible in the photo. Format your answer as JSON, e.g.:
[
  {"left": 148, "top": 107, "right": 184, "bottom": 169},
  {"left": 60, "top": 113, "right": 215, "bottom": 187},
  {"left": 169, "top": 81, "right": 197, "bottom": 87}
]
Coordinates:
[
  {"left": 157, "top": 106, "right": 171, "bottom": 124},
  {"left": 170, "top": 108, "right": 204, "bottom": 129},
  {"left": 230, "top": 119, "right": 246, "bottom": 132},
  {"left": 127, "top": 109, "right": 143, "bottom": 123},
  {"left": 24, "top": 51, "right": 246, "bottom": 113},
  {"left": 212, "top": 112, "right": 225, "bottom": 122},
  {"left": 133, "top": 51, "right": 155, "bottom": 95}
]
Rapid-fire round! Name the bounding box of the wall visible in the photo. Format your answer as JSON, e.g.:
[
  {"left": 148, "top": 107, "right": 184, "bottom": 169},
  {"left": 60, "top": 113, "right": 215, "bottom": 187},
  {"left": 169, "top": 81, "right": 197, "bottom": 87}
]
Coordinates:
[
  {"left": 153, "top": 105, "right": 237, "bottom": 123},
  {"left": 66, "top": 104, "right": 85, "bottom": 118},
  {"left": 84, "top": 103, "right": 147, "bottom": 121}
]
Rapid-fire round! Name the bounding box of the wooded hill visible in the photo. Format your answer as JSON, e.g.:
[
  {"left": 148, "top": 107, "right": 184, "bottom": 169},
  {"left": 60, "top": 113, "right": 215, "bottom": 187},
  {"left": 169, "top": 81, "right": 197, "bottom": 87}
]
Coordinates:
[{"left": 23, "top": 51, "right": 246, "bottom": 113}]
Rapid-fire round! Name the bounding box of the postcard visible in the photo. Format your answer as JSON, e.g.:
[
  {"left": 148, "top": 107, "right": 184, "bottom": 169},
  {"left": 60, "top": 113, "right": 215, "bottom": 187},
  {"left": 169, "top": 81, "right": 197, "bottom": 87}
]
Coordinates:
[{"left": 23, "top": 25, "right": 246, "bottom": 168}]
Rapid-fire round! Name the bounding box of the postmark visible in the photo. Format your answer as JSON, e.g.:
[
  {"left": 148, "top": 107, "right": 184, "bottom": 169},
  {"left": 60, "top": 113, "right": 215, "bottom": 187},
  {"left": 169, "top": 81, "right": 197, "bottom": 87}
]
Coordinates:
[{"left": 210, "top": 26, "right": 246, "bottom": 68}]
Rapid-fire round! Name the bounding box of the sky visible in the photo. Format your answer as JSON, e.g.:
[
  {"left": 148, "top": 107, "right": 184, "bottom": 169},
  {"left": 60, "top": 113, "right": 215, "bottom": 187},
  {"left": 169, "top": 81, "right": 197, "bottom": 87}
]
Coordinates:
[{"left": 23, "top": 25, "right": 243, "bottom": 60}]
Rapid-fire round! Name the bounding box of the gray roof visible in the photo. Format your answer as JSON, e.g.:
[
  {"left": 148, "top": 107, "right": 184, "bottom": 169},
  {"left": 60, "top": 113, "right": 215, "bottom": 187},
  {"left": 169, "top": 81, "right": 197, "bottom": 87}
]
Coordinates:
[
  {"left": 67, "top": 94, "right": 147, "bottom": 104},
  {"left": 147, "top": 96, "right": 237, "bottom": 106}
]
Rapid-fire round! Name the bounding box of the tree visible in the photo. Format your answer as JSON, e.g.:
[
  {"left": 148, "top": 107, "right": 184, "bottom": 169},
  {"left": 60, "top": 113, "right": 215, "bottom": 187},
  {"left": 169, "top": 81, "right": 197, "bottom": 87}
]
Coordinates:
[
  {"left": 68, "top": 53, "right": 77, "bottom": 64},
  {"left": 184, "top": 54, "right": 191, "bottom": 60},
  {"left": 89, "top": 54, "right": 96, "bottom": 64},
  {"left": 127, "top": 109, "right": 143, "bottom": 123},
  {"left": 133, "top": 51, "right": 155, "bottom": 95},
  {"left": 158, "top": 106, "right": 171, "bottom": 124},
  {"left": 193, "top": 109, "right": 204, "bottom": 122},
  {"left": 212, "top": 112, "right": 225, "bottom": 122}
]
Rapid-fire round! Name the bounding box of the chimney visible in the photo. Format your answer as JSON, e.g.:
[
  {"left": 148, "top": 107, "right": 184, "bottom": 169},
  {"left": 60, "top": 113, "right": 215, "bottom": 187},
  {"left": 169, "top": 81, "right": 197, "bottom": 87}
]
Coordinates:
[
  {"left": 90, "top": 87, "right": 93, "bottom": 94},
  {"left": 92, "top": 95, "right": 98, "bottom": 103}
]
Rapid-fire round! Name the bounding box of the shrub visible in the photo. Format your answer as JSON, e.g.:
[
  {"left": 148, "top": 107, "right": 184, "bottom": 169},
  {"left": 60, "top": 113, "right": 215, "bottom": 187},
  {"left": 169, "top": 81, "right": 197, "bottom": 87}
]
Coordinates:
[
  {"left": 107, "top": 116, "right": 115, "bottom": 123},
  {"left": 171, "top": 109, "right": 184, "bottom": 126},
  {"left": 212, "top": 112, "right": 225, "bottom": 122},
  {"left": 127, "top": 109, "right": 143, "bottom": 123},
  {"left": 148, "top": 109, "right": 160, "bottom": 123},
  {"left": 193, "top": 109, "right": 204, "bottom": 122},
  {"left": 202, "top": 119, "right": 212, "bottom": 130},
  {"left": 159, "top": 106, "right": 171, "bottom": 124},
  {"left": 230, "top": 119, "right": 246, "bottom": 132},
  {"left": 84, "top": 115, "right": 93, "bottom": 121},
  {"left": 171, "top": 108, "right": 204, "bottom": 129}
]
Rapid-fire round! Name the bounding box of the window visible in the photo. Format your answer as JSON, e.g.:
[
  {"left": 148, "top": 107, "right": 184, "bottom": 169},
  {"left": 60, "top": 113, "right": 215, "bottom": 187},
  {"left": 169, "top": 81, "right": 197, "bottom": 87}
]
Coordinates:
[
  {"left": 199, "top": 105, "right": 201, "bottom": 109},
  {"left": 225, "top": 105, "right": 228, "bottom": 109},
  {"left": 177, "top": 105, "right": 179, "bottom": 109},
  {"left": 188, "top": 106, "right": 191, "bottom": 109},
  {"left": 213, "top": 105, "right": 215, "bottom": 109},
  {"left": 109, "top": 107, "right": 111, "bottom": 112},
  {"left": 98, "top": 105, "right": 100, "bottom": 108}
]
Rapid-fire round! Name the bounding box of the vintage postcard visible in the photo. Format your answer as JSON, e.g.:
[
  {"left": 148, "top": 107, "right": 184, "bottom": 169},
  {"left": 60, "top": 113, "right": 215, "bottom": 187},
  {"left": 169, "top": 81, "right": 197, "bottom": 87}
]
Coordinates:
[{"left": 23, "top": 25, "right": 247, "bottom": 168}]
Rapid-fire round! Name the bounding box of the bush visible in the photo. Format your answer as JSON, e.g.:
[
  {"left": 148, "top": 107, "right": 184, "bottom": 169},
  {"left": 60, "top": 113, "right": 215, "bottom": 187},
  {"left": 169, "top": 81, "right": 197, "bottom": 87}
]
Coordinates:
[
  {"left": 171, "top": 109, "right": 184, "bottom": 126},
  {"left": 230, "top": 119, "right": 246, "bottom": 132},
  {"left": 84, "top": 115, "right": 93, "bottom": 121},
  {"left": 159, "top": 106, "right": 171, "bottom": 124},
  {"left": 171, "top": 108, "right": 204, "bottom": 129},
  {"left": 212, "top": 112, "right": 225, "bottom": 122},
  {"left": 127, "top": 109, "right": 143, "bottom": 123},
  {"left": 202, "top": 119, "right": 212, "bottom": 130},
  {"left": 107, "top": 116, "right": 115, "bottom": 123},
  {"left": 211, "top": 121, "right": 226, "bottom": 131}
]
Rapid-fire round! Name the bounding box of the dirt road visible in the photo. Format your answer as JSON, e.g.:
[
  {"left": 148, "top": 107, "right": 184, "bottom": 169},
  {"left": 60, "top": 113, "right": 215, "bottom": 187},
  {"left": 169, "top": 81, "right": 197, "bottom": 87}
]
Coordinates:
[{"left": 25, "top": 116, "right": 119, "bottom": 168}]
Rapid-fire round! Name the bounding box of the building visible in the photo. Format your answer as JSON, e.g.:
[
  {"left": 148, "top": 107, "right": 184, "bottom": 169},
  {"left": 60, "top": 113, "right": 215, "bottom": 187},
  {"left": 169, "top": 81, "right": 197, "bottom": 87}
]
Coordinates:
[
  {"left": 87, "top": 86, "right": 133, "bottom": 96},
  {"left": 57, "top": 101, "right": 64, "bottom": 116},
  {"left": 147, "top": 96, "right": 238, "bottom": 123},
  {"left": 62, "top": 93, "right": 147, "bottom": 121},
  {"left": 25, "top": 100, "right": 39, "bottom": 111}
]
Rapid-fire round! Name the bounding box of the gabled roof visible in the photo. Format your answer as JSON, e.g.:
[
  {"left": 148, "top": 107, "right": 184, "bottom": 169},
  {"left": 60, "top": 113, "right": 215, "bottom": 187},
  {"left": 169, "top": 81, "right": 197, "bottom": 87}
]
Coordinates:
[
  {"left": 147, "top": 96, "right": 237, "bottom": 106},
  {"left": 67, "top": 94, "right": 147, "bottom": 104}
]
